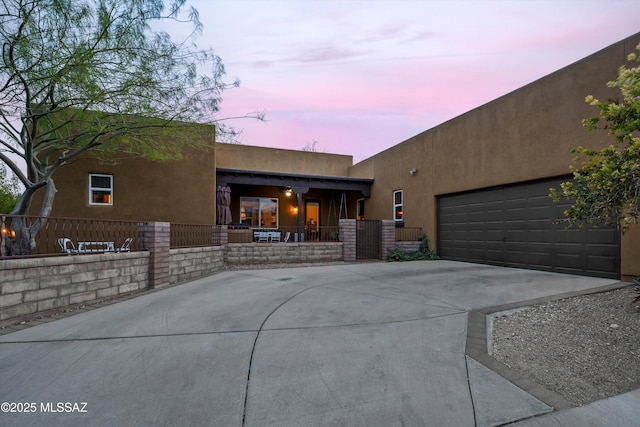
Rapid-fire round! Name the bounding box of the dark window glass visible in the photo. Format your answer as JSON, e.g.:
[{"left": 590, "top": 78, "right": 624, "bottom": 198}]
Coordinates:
[{"left": 91, "top": 175, "right": 111, "bottom": 188}]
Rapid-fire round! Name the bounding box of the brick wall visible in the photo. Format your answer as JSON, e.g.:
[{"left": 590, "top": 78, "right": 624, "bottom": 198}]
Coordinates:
[
  {"left": 339, "top": 219, "right": 356, "bottom": 262},
  {"left": 380, "top": 220, "right": 397, "bottom": 260},
  {"left": 170, "top": 246, "right": 225, "bottom": 285},
  {"left": 0, "top": 251, "right": 149, "bottom": 326},
  {"left": 225, "top": 242, "right": 342, "bottom": 265},
  {"left": 140, "top": 221, "right": 170, "bottom": 289}
]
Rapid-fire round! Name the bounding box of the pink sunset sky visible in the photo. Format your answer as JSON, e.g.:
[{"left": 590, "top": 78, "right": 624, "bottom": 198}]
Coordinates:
[{"left": 181, "top": 0, "right": 640, "bottom": 163}]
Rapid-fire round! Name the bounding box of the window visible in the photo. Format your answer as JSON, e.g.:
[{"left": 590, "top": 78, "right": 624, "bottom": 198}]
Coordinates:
[
  {"left": 240, "top": 197, "right": 278, "bottom": 227},
  {"left": 89, "top": 174, "right": 113, "bottom": 205},
  {"left": 393, "top": 190, "right": 403, "bottom": 221}
]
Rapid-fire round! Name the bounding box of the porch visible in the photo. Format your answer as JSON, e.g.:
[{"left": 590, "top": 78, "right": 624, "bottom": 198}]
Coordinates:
[{"left": 216, "top": 168, "right": 374, "bottom": 237}]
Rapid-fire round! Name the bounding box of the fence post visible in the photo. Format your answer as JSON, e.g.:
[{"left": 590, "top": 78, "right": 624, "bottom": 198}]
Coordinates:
[
  {"left": 380, "top": 220, "right": 396, "bottom": 260},
  {"left": 339, "top": 219, "right": 356, "bottom": 262},
  {"left": 140, "top": 221, "right": 170, "bottom": 289}
]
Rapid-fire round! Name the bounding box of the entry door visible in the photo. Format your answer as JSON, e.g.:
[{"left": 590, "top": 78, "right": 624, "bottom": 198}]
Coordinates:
[{"left": 305, "top": 201, "right": 320, "bottom": 241}]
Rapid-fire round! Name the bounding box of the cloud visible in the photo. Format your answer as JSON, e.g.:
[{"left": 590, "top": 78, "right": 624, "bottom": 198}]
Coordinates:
[
  {"left": 190, "top": 0, "right": 640, "bottom": 164},
  {"left": 287, "top": 46, "right": 368, "bottom": 64}
]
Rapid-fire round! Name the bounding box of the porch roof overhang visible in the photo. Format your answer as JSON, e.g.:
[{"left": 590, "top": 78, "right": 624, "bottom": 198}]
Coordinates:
[{"left": 216, "top": 168, "right": 373, "bottom": 197}]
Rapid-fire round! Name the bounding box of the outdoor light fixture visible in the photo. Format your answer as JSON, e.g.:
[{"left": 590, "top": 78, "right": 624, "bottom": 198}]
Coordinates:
[
  {"left": 409, "top": 168, "right": 418, "bottom": 175},
  {"left": 284, "top": 187, "right": 292, "bottom": 197},
  {"left": 1, "top": 227, "right": 14, "bottom": 238}
]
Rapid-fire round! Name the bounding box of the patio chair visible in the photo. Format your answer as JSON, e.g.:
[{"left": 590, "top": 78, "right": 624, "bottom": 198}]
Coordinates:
[
  {"left": 258, "top": 231, "right": 269, "bottom": 243},
  {"left": 57, "top": 238, "right": 78, "bottom": 254},
  {"left": 270, "top": 231, "right": 281, "bottom": 242},
  {"left": 283, "top": 231, "right": 291, "bottom": 243},
  {"left": 116, "top": 237, "right": 133, "bottom": 252}
]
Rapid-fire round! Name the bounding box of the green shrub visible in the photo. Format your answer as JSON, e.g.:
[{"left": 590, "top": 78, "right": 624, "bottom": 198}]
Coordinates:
[{"left": 387, "top": 234, "right": 439, "bottom": 262}]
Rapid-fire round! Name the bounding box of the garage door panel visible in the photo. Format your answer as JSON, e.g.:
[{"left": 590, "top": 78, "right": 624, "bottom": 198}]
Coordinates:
[
  {"left": 486, "top": 249, "right": 503, "bottom": 260},
  {"left": 528, "top": 230, "right": 553, "bottom": 244},
  {"left": 529, "top": 208, "right": 553, "bottom": 220},
  {"left": 438, "top": 177, "right": 620, "bottom": 278},
  {"left": 587, "top": 229, "right": 618, "bottom": 244},
  {"left": 587, "top": 255, "right": 619, "bottom": 274},
  {"left": 505, "top": 251, "right": 532, "bottom": 264},
  {"left": 555, "top": 230, "right": 586, "bottom": 244},
  {"left": 468, "top": 249, "right": 485, "bottom": 260},
  {"left": 529, "top": 218, "right": 554, "bottom": 228},
  {"left": 528, "top": 252, "right": 554, "bottom": 266},
  {"left": 505, "top": 241, "right": 529, "bottom": 251},
  {"left": 555, "top": 253, "right": 583, "bottom": 267},
  {"left": 484, "top": 210, "right": 503, "bottom": 221}
]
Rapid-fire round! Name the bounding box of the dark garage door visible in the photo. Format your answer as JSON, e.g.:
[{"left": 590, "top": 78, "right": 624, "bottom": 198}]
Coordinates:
[{"left": 437, "top": 177, "right": 620, "bottom": 278}]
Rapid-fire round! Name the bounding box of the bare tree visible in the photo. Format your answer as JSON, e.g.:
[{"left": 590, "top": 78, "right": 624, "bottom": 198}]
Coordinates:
[{"left": 302, "top": 139, "right": 323, "bottom": 152}]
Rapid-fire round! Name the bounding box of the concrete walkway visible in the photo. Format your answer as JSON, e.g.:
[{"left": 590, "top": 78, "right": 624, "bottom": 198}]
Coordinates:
[{"left": 0, "top": 260, "right": 637, "bottom": 426}]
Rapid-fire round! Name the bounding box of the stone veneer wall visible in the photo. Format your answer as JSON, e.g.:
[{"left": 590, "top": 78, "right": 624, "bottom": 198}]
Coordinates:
[
  {"left": 0, "top": 220, "right": 364, "bottom": 326},
  {"left": 170, "top": 246, "right": 225, "bottom": 285},
  {"left": 0, "top": 251, "right": 149, "bottom": 325},
  {"left": 393, "top": 241, "right": 421, "bottom": 252},
  {"left": 225, "top": 242, "right": 342, "bottom": 265}
]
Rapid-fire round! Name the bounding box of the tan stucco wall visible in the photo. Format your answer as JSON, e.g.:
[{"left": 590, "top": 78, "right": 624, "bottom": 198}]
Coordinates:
[
  {"left": 33, "top": 145, "right": 216, "bottom": 224},
  {"left": 350, "top": 33, "right": 640, "bottom": 278},
  {"left": 621, "top": 225, "right": 640, "bottom": 279},
  {"left": 215, "top": 143, "right": 356, "bottom": 177}
]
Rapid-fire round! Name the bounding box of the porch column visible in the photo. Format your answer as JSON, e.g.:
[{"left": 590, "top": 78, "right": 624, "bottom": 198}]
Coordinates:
[
  {"left": 297, "top": 192, "right": 303, "bottom": 239},
  {"left": 291, "top": 186, "right": 309, "bottom": 242}
]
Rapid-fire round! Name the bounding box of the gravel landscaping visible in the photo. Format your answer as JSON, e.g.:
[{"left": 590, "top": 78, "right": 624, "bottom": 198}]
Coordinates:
[{"left": 490, "top": 285, "right": 640, "bottom": 406}]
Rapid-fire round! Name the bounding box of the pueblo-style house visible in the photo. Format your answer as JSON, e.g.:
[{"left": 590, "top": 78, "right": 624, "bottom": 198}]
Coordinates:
[{"left": 39, "top": 32, "right": 640, "bottom": 281}]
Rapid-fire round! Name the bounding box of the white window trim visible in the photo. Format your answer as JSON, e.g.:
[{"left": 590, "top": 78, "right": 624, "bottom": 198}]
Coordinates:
[
  {"left": 393, "top": 189, "right": 403, "bottom": 221},
  {"left": 89, "top": 174, "right": 113, "bottom": 206}
]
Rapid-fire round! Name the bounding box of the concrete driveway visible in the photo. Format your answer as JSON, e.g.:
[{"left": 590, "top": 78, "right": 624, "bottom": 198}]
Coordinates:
[{"left": 0, "top": 260, "right": 637, "bottom": 426}]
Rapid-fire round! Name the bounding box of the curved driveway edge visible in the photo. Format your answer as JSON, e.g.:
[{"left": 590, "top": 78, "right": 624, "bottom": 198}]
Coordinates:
[{"left": 0, "top": 260, "right": 631, "bottom": 426}]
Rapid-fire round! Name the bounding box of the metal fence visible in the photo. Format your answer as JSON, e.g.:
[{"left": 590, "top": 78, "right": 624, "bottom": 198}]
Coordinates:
[
  {"left": 227, "top": 225, "right": 340, "bottom": 243},
  {"left": 1, "top": 214, "right": 142, "bottom": 259},
  {"left": 269, "top": 226, "right": 339, "bottom": 243},
  {"left": 395, "top": 227, "right": 423, "bottom": 241},
  {"left": 170, "top": 223, "right": 222, "bottom": 248}
]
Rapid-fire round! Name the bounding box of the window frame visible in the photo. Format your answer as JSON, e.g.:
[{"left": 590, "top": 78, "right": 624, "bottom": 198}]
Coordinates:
[
  {"left": 240, "top": 197, "right": 279, "bottom": 228},
  {"left": 88, "top": 174, "right": 113, "bottom": 206},
  {"left": 393, "top": 189, "right": 403, "bottom": 222}
]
